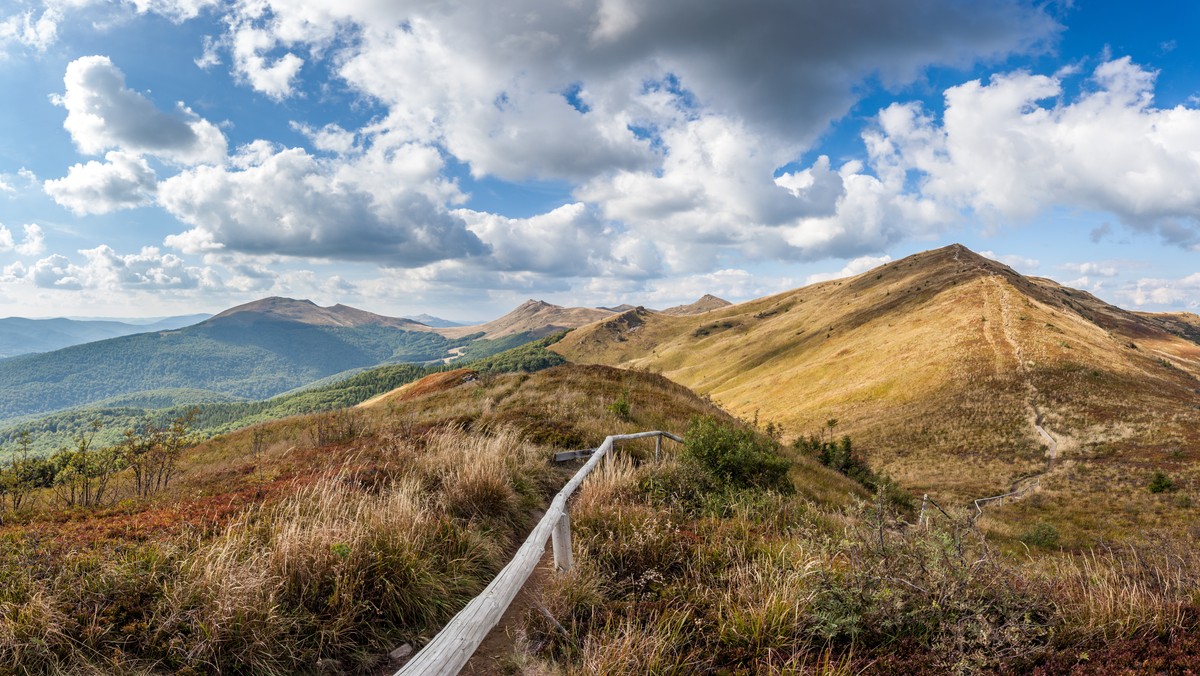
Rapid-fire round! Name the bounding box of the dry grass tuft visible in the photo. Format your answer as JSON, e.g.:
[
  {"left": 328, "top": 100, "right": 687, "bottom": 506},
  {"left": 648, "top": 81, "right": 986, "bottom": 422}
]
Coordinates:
[{"left": 1043, "top": 545, "right": 1200, "bottom": 644}]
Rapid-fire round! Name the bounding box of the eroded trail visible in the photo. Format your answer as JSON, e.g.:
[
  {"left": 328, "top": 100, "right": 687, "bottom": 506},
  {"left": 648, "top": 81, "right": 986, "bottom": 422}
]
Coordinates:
[{"left": 971, "top": 276, "right": 1058, "bottom": 516}]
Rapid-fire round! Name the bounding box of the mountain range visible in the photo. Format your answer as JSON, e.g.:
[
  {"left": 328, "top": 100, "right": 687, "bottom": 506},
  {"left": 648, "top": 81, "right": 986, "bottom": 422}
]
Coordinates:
[
  {"left": 0, "top": 314, "right": 210, "bottom": 358},
  {"left": 7, "top": 244, "right": 1197, "bottom": 537},
  {"left": 2, "top": 244, "right": 1195, "bottom": 673},
  {"left": 0, "top": 296, "right": 640, "bottom": 425}
]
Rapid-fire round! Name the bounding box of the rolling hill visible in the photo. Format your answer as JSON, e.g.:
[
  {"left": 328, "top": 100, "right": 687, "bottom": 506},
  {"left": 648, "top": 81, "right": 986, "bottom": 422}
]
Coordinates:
[
  {"left": 660, "top": 293, "right": 732, "bottom": 315},
  {"left": 0, "top": 313, "right": 209, "bottom": 358},
  {"left": 0, "top": 298, "right": 470, "bottom": 424},
  {"left": 552, "top": 244, "right": 1200, "bottom": 538}
]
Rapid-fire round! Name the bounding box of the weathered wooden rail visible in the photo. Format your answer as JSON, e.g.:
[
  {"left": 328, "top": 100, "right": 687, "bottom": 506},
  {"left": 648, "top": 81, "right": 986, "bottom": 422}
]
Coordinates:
[
  {"left": 971, "top": 478, "right": 1041, "bottom": 520},
  {"left": 395, "top": 430, "right": 683, "bottom": 676}
]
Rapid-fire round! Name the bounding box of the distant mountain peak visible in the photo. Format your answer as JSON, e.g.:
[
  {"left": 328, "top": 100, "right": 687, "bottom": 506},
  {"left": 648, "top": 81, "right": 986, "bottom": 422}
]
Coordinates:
[
  {"left": 206, "top": 297, "right": 431, "bottom": 330},
  {"left": 436, "top": 299, "right": 612, "bottom": 339},
  {"left": 402, "top": 313, "right": 464, "bottom": 328},
  {"left": 661, "top": 294, "right": 732, "bottom": 316},
  {"left": 516, "top": 299, "right": 558, "bottom": 311},
  {"left": 598, "top": 304, "right": 638, "bottom": 313}
]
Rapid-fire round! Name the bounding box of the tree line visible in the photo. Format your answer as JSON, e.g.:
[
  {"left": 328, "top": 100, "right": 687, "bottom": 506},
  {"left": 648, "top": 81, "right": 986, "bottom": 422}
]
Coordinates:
[{"left": 0, "top": 409, "right": 198, "bottom": 511}]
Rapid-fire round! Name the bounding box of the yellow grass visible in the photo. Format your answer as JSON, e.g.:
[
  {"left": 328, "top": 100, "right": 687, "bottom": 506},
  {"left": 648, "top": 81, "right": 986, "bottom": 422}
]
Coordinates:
[{"left": 553, "top": 245, "right": 1200, "bottom": 542}]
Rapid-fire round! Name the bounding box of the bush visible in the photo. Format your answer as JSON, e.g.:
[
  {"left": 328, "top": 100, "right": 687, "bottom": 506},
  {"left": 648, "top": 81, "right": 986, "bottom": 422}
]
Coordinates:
[
  {"left": 607, "top": 390, "right": 632, "bottom": 421},
  {"left": 1149, "top": 471, "right": 1175, "bottom": 494},
  {"left": 794, "top": 433, "right": 912, "bottom": 510},
  {"left": 682, "top": 418, "right": 792, "bottom": 493},
  {"left": 1019, "top": 521, "right": 1060, "bottom": 548}
]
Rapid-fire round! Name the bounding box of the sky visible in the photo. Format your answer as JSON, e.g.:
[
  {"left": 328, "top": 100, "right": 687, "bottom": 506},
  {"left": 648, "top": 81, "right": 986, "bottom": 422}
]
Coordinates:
[{"left": 0, "top": 0, "right": 1197, "bottom": 321}]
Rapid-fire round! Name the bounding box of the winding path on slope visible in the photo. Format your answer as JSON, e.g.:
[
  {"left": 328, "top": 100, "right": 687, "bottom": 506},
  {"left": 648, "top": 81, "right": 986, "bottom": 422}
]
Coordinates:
[{"left": 971, "top": 275, "right": 1058, "bottom": 517}]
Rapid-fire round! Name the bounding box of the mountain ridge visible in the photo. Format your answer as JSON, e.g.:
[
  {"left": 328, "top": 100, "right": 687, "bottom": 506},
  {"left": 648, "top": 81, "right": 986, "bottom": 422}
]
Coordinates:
[
  {"left": 436, "top": 299, "right": 614, "bottom": 339},
  {"left": 206, "top": 297, "right": 433, "bottom": 330},
  {"left": 552, "top": 243, "right": 1200, "bottom": 513},
  {"left": 0, "top": 314, "right": 210, "bottom": 358}
]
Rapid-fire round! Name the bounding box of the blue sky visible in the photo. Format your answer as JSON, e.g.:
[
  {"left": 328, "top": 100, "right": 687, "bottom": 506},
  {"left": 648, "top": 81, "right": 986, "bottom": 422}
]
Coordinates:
[{"left": 0, "top": 0, "right": 1197, "bottom": 321}]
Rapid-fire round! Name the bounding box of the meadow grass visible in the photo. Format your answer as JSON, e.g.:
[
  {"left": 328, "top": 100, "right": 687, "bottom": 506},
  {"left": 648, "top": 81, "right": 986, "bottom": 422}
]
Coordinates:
[{"left": 519, "top": 422, "right": 1200, "bottom": 674}]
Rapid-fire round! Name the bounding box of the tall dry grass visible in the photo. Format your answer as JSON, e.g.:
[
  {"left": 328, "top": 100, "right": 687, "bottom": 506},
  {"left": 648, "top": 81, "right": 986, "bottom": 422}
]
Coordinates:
[
  {"left": 0, "top": 424, "right": 551, "bottom": 674},
  {"left": 1042, "top": 545, "right": 1200, "bottom": 644},
  {"left": 522, "top": 422, "right": 1200, "bottom": 673},
  {"left": 154, "top": 425, "right": 542, "bottom": 672}
]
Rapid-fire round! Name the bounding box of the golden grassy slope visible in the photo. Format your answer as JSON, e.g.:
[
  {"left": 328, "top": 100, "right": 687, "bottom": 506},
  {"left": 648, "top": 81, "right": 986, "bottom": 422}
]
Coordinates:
[{"left": 553, "top": 245, "right": 1200, "bottom": 540}]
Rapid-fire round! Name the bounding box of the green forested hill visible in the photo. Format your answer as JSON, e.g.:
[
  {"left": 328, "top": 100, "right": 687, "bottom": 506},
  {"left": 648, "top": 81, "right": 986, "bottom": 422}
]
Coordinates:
[
  {"left": 0, "top": 333, "right": 568, "bottom": 456},
  {"left": 0, "top": 317, "right": 470, "bottom": 424}
]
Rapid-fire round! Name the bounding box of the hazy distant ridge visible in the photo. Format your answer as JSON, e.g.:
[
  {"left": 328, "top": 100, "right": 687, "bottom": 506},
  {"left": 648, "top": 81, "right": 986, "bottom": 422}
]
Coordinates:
[{"left": 0, "top": 314, "right": 210, "bottom": 358}]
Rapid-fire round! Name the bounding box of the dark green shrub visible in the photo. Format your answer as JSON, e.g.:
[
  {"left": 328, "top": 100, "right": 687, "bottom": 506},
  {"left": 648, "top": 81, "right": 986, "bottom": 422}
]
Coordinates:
[
  {"left": 682, "top": 417, "right": 792, "bottom": 493},
  {"left": 639, "top": 459, "right": 717, "bottom": 508},
  {"left": 1149, "top": 471, "right": 1175, "bottom": 494},
  {"left": 794, "top": 433, "right": 912, "bottom": 510},
  {"left": 1019, "top": 521, "right": 1060, "bottom": 548}
]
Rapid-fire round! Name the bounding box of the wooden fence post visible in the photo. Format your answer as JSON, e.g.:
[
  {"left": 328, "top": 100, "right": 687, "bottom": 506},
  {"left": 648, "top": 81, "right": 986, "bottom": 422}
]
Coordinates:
[
  {"left": 919, "top": 493, "right": 928, "bottom": 528},
  {"left": 655, "top": 434, "right": 662, "bottom": 461},
  {"left": 551, "top": 511, "right": 573, "bottom": 572}
]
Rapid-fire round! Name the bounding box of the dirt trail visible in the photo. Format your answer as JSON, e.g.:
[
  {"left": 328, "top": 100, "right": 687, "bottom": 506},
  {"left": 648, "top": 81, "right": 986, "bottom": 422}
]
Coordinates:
[
  {"left": 458, "top": 547, "right": 555, "bottom": 675},
  {"left": 971, "top": 275, "right": 1058, "bottom": 513}
]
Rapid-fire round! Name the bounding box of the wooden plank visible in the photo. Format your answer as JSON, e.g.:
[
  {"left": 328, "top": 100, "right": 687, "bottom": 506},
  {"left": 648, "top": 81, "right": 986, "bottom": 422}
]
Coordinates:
[
  {"left": 396, "top": 431, "right": 683, "bottom": 676},
  {"left": 553, "top": 448, "right": 596, "bottom": 462}
]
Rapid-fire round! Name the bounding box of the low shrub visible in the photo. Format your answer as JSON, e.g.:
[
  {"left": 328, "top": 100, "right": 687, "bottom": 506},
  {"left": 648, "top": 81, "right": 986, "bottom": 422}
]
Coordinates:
[
  {"left": 682, "top": 417, "right": 792, "bottom": 494},
  {"left": 1148, "top": 471, "right": 1175, "bottom": 494},
  {"left": 607, "top": 390, "right": 632, "bottom": 421},
  {"left": 1021, "top": 521, "right": 1061, "bottom": 549}
]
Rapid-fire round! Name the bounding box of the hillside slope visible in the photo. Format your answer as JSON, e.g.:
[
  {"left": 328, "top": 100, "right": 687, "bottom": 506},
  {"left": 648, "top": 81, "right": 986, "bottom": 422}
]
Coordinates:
[
  {"left": 0, "top": 314, "right": 208, "bottom": 358},
  {"left": 661, "top": 293, "right": 732, "bottom": 315},
  {"left": 0, "top": 298, "right": 468, "bottom": 424},
  {"left": 437, "top": 299, "right": 613, "bottom": 339},
  {"left": 553, "top": 244, "right": 1200, "bottom": 511},
  {"left": 0, "top": 362, "right": 872, "bottom": 673}
]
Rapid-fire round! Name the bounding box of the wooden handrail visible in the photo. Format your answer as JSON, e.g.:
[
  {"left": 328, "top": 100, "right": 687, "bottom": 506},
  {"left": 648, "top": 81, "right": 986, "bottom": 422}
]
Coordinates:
[{"left": 395, "top": 430, "right": 683, "bottom": 676}]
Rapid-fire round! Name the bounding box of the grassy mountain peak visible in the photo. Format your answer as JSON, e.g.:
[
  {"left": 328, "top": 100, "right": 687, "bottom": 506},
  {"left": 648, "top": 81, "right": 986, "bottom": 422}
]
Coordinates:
[
  {"left": 661, "top": 293, "right": 733, "bottom": 315},
  {"left": 553, "top": 243, "right": 1200, "bottom": 542},
  {"left": 437, "top": 298, "right": 614, "bottom": 339}
]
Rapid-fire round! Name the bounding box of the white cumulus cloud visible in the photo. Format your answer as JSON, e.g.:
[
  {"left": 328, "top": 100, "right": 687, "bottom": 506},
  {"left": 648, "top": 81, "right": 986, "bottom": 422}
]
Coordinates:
[
  {"left": 0, "top": 5, "right": 58, "bottom": 56},
  {"left": 1123, "top": 273, "right": 1200, "bottom": 309},
  {"left": 22, "top": 245, "right": 210, "bottom": 290},
  {"left": 979, "top": 251, "right": 1040, "bottom": 272},
  {"left": 43, "top": 150, "right": 157, "bottom": 215},
  {"left": 805, "top": 254, "right": 893, "bottom": 285},
  {"left": 0, "top": 223, "right": 46, "bottom": 256},
  {"left": 456, "top": 202, "right": 661, "bottom": 279},
  {"left": 158, "top": 141, "right": 485, "bottom": 265},
  {"left": 56, "top": 55, "right": 226, "bottom": 164},
  {"left": 870, "top": 57, "right": 1200, "bottom": 250}
]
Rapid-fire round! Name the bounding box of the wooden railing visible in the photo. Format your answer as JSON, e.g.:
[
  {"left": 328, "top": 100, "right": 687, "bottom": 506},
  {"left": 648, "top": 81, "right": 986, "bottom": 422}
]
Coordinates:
[
  {"left": 394, "top": 430, "right": 683, "bottom": 676},
  {"left": 971, "top": 477, "right": 1041, "bottom": 520}
]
